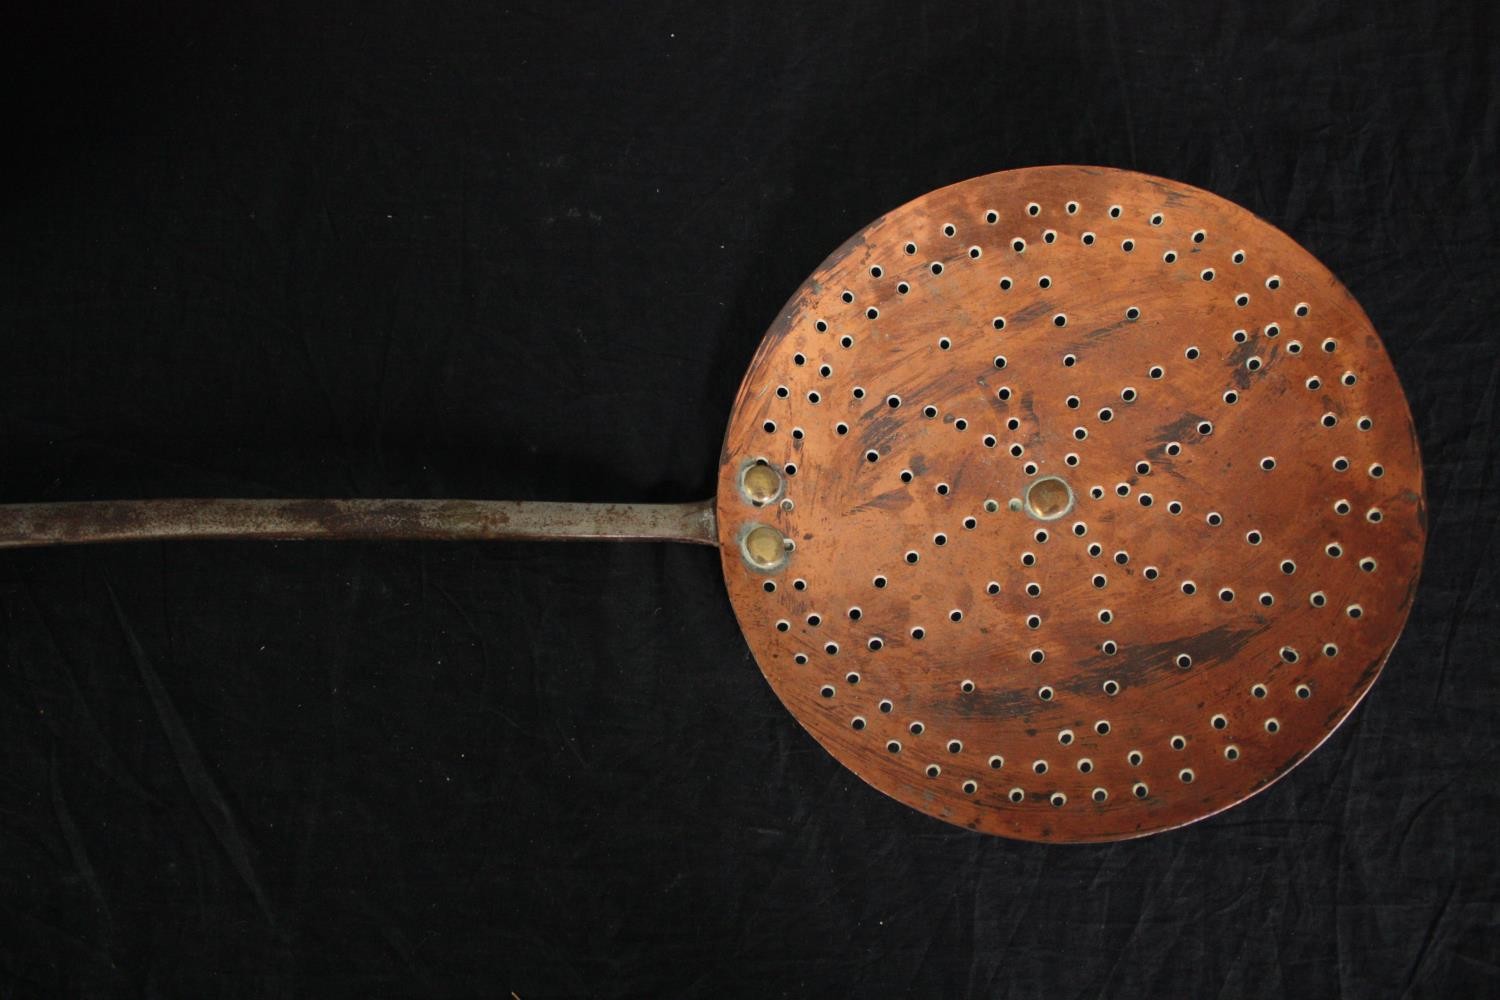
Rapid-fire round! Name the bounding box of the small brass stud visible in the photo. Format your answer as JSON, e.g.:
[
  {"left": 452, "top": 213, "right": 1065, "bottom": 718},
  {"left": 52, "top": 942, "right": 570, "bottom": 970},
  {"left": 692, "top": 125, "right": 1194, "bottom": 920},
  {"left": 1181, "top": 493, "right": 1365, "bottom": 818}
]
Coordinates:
[{"left": 739, "top": 462, "right": 783, "bottom": 506}]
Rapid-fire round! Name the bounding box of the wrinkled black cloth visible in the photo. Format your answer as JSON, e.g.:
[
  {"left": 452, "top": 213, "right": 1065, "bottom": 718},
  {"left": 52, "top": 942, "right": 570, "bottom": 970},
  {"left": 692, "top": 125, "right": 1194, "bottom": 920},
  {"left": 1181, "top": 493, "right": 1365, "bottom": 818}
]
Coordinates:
[{"left": 2, "top": 2, "right": 1496, "bottom": 996}]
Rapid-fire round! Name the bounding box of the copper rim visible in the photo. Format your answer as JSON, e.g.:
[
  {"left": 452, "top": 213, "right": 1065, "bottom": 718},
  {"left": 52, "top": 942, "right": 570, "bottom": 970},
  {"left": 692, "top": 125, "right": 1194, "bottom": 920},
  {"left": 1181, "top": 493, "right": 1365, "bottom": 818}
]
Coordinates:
[{"left": 715, "top": 166, "right": 1424, "bottom": 842}]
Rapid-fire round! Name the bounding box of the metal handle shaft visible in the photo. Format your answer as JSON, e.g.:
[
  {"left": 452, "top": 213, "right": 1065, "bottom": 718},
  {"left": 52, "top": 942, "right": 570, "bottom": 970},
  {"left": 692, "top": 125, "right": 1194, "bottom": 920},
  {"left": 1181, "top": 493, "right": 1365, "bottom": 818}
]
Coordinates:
[{"left": 0, "top": 498, "right": 719, "bottom": 549}]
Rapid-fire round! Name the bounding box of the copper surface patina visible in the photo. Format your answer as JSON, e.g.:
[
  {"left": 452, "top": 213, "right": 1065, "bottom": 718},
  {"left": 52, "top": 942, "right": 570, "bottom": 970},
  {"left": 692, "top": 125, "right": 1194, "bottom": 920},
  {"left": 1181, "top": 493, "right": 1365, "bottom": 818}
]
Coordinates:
[
  {"left": 0, "top": 167, "right": 1424, "bottom": 841},
  {"left": 714, "top": 166, "right": 1424, "bottom": 841}
]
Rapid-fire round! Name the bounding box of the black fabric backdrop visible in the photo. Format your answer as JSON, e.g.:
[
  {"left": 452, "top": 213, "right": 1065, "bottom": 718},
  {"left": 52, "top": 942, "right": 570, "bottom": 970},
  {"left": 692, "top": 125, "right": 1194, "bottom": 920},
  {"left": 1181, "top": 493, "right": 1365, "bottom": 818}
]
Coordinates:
[{"left": 2, "top": 2, "right": 1497, "bottom": 997}]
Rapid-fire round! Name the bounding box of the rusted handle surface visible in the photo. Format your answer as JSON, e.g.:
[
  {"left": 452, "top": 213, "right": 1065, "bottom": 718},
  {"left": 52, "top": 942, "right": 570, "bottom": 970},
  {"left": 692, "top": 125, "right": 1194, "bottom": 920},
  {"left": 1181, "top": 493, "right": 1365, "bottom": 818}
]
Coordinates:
[{"left": 0, "top": 498, "right": 719, "bottom": 549}]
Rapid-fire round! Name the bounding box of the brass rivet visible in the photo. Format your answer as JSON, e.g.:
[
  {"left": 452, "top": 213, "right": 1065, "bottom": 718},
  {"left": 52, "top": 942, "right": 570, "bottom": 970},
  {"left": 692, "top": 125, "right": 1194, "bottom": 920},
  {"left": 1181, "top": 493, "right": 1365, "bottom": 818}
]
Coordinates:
[
  {"left": 739, "top": 462, "right": 783, "bottom": 506},
  {"left": 1024, "top": 476, "right": 1074, "bottom": 521},
  {"left": 741, "top": 524, "right": 788, "bottom": 572}
]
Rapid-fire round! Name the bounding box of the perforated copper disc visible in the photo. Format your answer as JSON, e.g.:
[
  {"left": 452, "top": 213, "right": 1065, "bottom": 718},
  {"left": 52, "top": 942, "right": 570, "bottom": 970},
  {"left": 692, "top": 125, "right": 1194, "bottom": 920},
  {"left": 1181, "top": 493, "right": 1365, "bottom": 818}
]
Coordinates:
[{"left": 715, "top": 166, "right": 1424, "bottom": 842}]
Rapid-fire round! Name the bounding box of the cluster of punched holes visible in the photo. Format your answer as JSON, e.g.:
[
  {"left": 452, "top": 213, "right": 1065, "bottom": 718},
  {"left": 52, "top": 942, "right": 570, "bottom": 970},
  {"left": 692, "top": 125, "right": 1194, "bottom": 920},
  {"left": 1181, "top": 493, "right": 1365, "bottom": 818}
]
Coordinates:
[{"left": 763, "top": 194, "right": 1389, "bottom": 807}]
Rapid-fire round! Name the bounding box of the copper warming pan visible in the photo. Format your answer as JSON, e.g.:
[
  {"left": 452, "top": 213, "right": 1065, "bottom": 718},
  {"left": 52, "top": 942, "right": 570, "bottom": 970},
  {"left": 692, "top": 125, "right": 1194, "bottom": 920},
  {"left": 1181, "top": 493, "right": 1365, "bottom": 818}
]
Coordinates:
[{"left": 0, "top": 166, "right": 1424, "bottom": 842}]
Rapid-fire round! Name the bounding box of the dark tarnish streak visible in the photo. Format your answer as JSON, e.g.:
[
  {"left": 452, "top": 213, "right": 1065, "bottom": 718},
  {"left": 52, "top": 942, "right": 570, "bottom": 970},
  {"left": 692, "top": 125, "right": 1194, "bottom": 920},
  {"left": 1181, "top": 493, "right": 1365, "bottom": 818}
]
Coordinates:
[
  {"left": 858, "top": 410, "right": 909, "bottom": 458},
  {"left": 1080, "top": 322, "right": 1125, "bottom": 345},
  {"left": 950, "top": 684, "right": 1037, "bottom": 721},
  {"left": 1224, "top": 337, "right": 1274, "bottom": 389},
  {"left": 1006, "top": 300, "right": 1054, "bottom": 326},
  {"left": 1059, "top": 623, "right": 1266, "bottom": 696},
  {"left": 847, "top": 488, "right": 917, "bottom": 516},
  {"left": 1148, "top": 412, "right": 1211, "bottom": 452}
]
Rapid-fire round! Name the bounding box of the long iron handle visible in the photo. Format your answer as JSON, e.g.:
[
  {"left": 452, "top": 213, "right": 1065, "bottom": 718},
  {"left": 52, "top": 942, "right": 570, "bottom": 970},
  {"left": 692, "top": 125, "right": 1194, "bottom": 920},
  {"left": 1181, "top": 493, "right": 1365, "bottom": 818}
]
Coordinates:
[{"left": 0, "top": 498, "right": 719, "bottom": 549}]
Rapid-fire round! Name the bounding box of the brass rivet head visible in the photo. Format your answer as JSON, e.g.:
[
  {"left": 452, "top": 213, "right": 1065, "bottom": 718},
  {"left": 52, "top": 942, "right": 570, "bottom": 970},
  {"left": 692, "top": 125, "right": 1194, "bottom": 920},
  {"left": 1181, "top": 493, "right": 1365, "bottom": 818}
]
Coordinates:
[
  {"left": 741, "top": 523, "right": 789, "bottom": 572},
  {"left": 739, "top": 462, "right": 784, "bottom": 506},
  {"left": 1024, "top": 476, "right": 1074, "bottom": 521}
]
